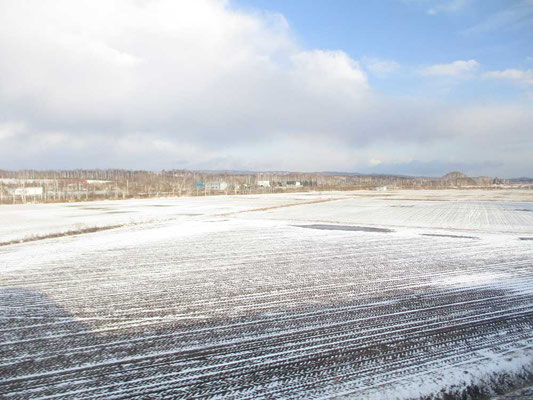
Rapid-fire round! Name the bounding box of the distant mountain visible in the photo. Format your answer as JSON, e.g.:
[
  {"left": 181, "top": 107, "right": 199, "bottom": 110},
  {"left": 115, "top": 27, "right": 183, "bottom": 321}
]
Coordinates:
[
  {"left": 442, "top": 171, "right": 467, "bottom": 179},
  {"left": 319, "top": 171, "right": 418, "bottom": 178},
  {"left": 510, "top": 177, "right": 533, "bottom": 183},
  {"left": 320, "top": 171, "right": 363, "bottom": 176}
]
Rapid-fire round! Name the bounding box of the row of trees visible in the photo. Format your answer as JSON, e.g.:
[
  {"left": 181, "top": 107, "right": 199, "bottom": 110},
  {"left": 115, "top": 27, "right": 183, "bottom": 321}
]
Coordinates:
[{"left": 0, "top": 169, "right": 508, "bottom": 204}]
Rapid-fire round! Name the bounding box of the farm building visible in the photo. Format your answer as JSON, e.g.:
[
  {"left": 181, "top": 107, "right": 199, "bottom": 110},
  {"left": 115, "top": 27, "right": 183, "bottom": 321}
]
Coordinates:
[
  {"left": 205, "top": 181, "right": 228, "bottom": 191},
  {"left": 286, "top": 181, "right": 301, "bottom": 187},
  {"left": 10, "top": 187, "right": 44, "bottom": 197},
  {"left": 257, "top": 180, "right": 270, "bottom": 187}
]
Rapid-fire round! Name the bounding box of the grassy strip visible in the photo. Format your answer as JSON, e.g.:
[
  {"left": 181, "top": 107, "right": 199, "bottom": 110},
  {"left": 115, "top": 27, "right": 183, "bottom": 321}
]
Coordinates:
[{"left": 0, "top": 224, "right": 125, "bottom": 247}]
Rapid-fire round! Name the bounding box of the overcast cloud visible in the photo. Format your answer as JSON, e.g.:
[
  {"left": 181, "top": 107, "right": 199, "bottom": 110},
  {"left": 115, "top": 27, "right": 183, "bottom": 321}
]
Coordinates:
[{"left": 0, "top": 0, "right": 531, "bottom": 176}]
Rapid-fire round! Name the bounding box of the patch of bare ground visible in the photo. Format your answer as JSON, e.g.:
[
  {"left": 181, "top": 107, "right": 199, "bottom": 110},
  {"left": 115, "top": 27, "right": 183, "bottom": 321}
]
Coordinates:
[
  {"left": 421, "top": 233, "right": 480, "bottom": 240},
  {"left": 492, "top": 382, "right": 533, "bottom": 399},
  {"left": 418, "top": 371, "right": 533, "bottom": 400},
  {"left": 0, "top": 225, "right": 125, "bottom": 247},
  {"left": 293, "top": 224, "right": 394, "bottom": 233},
  {"left": 217, "top": 197, "right": 342, "bottom": 216}
]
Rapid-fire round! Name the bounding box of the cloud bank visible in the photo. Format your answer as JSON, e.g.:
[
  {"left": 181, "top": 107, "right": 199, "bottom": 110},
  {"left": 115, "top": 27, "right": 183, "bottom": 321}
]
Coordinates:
[
  {"left": 420, "top": 60, "right": 480, "bottom": 76},
  {"left": 0, "top": 0, "right": 531, "bottom": 177},
  {"left": 483, "top": 69, "right": 533, "bottom": 86}
]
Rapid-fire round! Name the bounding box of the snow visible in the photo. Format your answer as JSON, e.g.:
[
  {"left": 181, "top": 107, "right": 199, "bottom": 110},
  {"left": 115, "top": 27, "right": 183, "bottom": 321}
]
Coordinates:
[
  {"left": 1, "top": 189, "right": 532, "bottom": 399},
  {"left": 356, "top": 346, "right": 533, "bottom": 400},
  {"left": 0, "top": 192, "right": 342, "bottom": 244},
  {"left": 1, "top": 189, "right": 532, "bottom": 244}
]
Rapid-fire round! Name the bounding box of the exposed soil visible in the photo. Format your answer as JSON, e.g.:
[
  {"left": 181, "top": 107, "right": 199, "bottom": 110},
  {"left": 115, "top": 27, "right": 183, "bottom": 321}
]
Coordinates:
[{"left": 294, "top": 224, "right": 394, "bottom": 233}]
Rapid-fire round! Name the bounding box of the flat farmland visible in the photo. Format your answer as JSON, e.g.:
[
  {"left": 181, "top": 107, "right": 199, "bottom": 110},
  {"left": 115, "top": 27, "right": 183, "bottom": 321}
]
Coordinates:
[{"left": 1, "top": 190, "right": 532, "bottom": 399}]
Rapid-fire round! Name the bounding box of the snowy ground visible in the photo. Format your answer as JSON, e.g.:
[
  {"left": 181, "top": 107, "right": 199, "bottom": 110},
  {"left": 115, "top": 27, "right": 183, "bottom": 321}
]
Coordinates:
[
  {"left": 0, "top": 192, "right": 344, "bottom": 244},
  {"left": 1, "top": 189, "right": 531, "bottom": 244},
  {"left": 1, "top": 189, "right": 532, "bottom": 399}
]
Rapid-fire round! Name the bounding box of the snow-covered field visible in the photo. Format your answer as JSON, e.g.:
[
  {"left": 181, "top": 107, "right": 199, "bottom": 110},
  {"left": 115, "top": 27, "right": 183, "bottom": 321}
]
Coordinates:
[
  {"left": 1, "top": 189, "right": 531, "bottom": 244},
  {"left": 1, "top": 189, "right": 532, "bottom": 399},
  {"left": 0, "top": 192, "right": 340, "bottom": 244}
]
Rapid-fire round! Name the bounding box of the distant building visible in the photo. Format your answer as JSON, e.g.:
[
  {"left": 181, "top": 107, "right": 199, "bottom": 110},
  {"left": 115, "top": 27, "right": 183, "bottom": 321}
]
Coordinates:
[
  {"left": 86, "top": 180, "right": 113, "bottom": 185},
  {"left": 205, "top": 181, "right": 228, "bottom": 191},
  {"left": 376, "top": 186, "right": 388, "bottom": 191},
  {"left": 257, "top": 180, "right": 270, "bottom": 187},
  {"left": 286, "top": 181, "right": 301, "bottom": 187},
  {"left": 11, "top": 187, "right": 43, "bottom": 196}
]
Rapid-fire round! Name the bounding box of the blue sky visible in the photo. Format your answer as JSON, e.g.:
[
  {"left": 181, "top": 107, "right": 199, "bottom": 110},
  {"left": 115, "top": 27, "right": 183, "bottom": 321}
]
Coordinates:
[
  {"left": 0, "top": 0, "right": 532, "bottom": 177},
  {"left": 234, "top": 0, "right": 532, "bottom": 96},
  {"left": 235, "top": 0, "right": 532, "bottom": 67}
]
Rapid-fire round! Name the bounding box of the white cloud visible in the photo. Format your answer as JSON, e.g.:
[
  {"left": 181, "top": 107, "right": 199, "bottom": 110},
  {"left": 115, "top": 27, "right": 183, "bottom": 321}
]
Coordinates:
[
  {"left": 362, "top": 57, "right": 400, "bottom": 76},
  {"left": 426, "top": 0, "right": 469, "bottom": 15},
  {"left": 403, "top": 0, "right": 469, "bottom": 15},
  {"left": 0, "top": 0, "right": 371, "bottom": 142},
  {"left": 0, "top": 0, "right": 531, "bottom": 176},
  {"left": 420, "top": 59, "right": 480, "bottom": 76},
  {"left": 0, "top": 122, "right": 26, "bottom": 140},
  {"left": 483, "top": 69, "right": 533, "bottom": 86},
  {"left": 463, "top": 0, "right": 533, "bottom": 34}
]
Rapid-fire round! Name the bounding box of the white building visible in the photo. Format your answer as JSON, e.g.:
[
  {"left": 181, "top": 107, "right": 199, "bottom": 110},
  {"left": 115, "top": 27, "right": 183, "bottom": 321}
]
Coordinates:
[
  {"left": 11, "top": 187, "right": 43, "bottom": 197},
  {"left": 257, "top": 180, "right": 270, "bottom": 187},
  {"left": 205, "top": 181, "right": 228, "bottom": 191},
  {"left": 86, "top": 180, "right": 113, "bottom": 185},
  {"left": 286, "top": 181, "right": 301, "bottom": 187}
]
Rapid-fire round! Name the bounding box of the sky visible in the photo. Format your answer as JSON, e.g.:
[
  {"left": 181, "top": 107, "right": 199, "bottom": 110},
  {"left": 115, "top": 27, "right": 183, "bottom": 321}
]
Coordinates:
[{"left": 0, "top": 0, "right": 532, "bottom": 177}]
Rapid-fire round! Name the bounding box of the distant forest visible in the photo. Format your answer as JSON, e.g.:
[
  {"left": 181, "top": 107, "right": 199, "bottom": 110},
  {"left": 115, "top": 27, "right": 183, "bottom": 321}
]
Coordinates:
[{"left": 0, "top": 169, "right": 524, "bottom": 204}]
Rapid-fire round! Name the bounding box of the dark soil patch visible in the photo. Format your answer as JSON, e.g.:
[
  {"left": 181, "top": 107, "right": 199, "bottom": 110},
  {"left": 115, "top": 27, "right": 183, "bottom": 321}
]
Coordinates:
[
  {"left": 294, "top": 224, "right": 393, "bottom": 233},
  {"left": 421, "top": 233, "right": 479, "bottom": 240},
  {"left": 174, "top": 213, "right": 202, "bottom": 216},
  {"left": 0, "top": 225, "right": 125, "bottom": 247}
]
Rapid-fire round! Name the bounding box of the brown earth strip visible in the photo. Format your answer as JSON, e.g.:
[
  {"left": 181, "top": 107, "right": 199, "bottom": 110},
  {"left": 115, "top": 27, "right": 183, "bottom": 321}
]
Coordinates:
[
  {"left": 216, "top": 197, "right": 342, "bottom": 217},
  {"left": 0, "top": 225, "right": 125, "bottom": 247}
]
